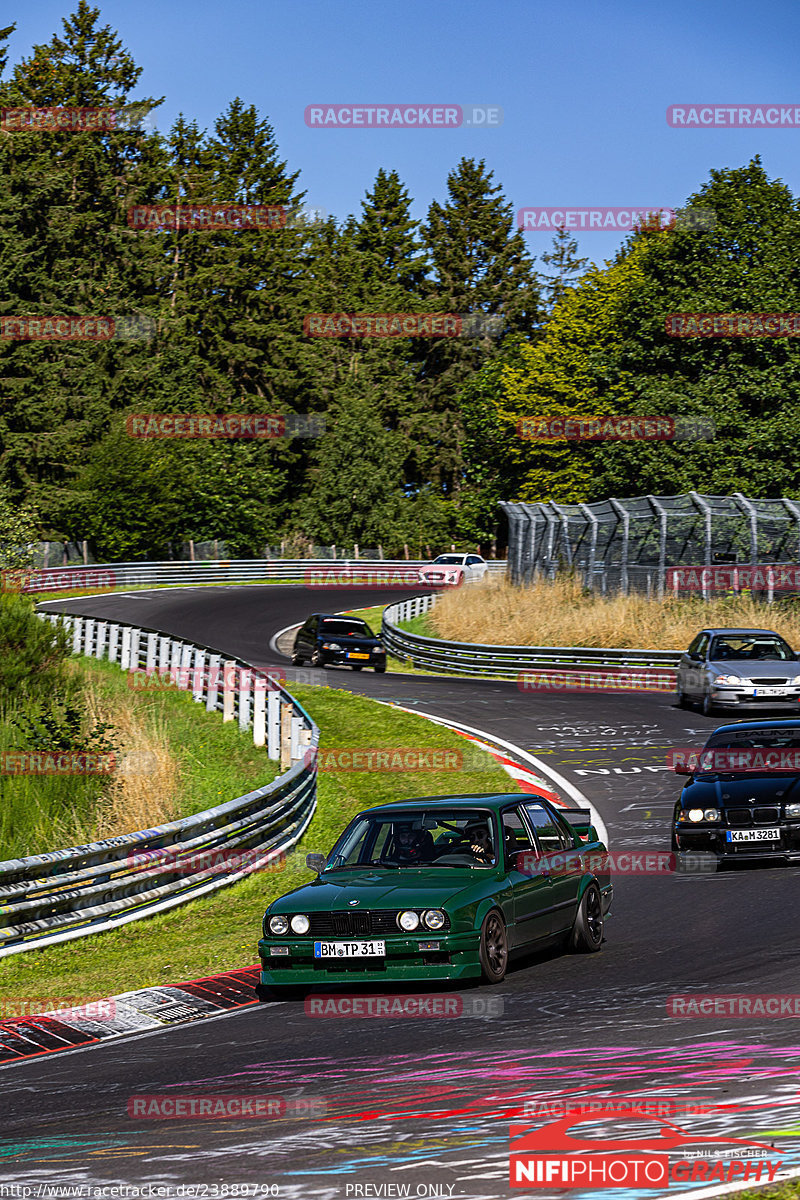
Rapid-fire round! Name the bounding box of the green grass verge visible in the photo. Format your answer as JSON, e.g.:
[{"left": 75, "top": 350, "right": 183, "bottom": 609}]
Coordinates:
[
  {"left": 0, "top": 681, "right": 516, "bottom": 1003},
  {"left": 0, "top": 657, "right": 281, "bottom": 859},
  {"left": 735, "top": 1183, "right": 800, "bottom": 1199}
]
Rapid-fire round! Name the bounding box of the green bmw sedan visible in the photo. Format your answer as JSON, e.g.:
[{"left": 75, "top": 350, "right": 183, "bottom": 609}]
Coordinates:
[{"left": 257, "top": 793, "right": 612, "bottom": 998}]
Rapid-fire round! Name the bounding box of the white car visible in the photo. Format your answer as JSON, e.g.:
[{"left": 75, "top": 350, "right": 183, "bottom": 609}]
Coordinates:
[{"left": 417, "top": 553, "right": 488, "bottom": 587}]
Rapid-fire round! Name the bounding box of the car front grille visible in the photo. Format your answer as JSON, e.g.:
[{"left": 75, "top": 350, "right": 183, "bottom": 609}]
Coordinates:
[
  {"left": 726, "top": 807, "right": 781, "bottom": 825},
  {"left": 746, "top": 678, "right": 790, "bottom": 686},
  {"left": 303, "top": 910, "right": 449, "bottom": 936}
]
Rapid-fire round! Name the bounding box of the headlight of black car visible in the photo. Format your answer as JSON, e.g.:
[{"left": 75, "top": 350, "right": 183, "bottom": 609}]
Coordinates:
[{"left": 786, "top": 803, "right": 800, "bottom": 818}]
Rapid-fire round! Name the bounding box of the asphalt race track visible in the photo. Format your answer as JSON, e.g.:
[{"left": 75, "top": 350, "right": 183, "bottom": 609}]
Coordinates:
[{"left": 4, "top": 585, "right": 800, "bottom": 1198}]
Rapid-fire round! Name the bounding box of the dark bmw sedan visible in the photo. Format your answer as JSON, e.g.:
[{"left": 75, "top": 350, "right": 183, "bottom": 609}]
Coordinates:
[
  {"left": 292, "top": 613, "right": 386, "bottom": 672},
  {"left": 671, "top": 720, "right": 800, "bottom": 863}
]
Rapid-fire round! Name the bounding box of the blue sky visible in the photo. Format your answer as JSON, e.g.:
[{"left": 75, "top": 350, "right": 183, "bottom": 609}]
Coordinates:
[{"left": 6, "top": 0, "right": 800, "bottom": 267}]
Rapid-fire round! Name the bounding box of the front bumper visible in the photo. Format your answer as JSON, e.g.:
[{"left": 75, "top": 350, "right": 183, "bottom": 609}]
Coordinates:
[
  {"left": 258, "top": 932, "right": 482, "bottom": 985},
  {"left": 675, "top": 821, "right": 800, "bottom": 860},
  {"left": 321, "top": 649, "right": 385, "bottom": 668},
  {"left": 708, "top": 685, "right": 800, "bottom": 708}
]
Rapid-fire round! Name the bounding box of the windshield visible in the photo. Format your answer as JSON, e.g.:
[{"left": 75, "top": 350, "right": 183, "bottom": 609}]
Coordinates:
[
  {"left": 696, "top": 726, "right": 800, "bottom": 773},
  {"left": 432, "top": 555, "right": 465, "bottom": 565},
  {"left": 319, "top": 619, "right": 374, "bottom": 638},
  {"left": 709, "top": 634, "right": 794, "bottom": 662},
  {"left": 325, "top": 808, "right": 497, "bottom": 869}
]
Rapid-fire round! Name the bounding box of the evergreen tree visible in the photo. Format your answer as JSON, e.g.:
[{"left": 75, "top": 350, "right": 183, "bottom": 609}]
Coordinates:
[
  {"left": 415, "top": 158, "right": 541, "bottom": 496},
  {"left": 539, "top": 227, "right": 590, "bottom": 313}
]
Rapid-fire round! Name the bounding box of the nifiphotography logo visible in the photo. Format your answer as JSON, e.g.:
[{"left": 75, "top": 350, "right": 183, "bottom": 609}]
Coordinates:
[{"left": 509, "top": 1101, "right": 782, "bottom": 1188}]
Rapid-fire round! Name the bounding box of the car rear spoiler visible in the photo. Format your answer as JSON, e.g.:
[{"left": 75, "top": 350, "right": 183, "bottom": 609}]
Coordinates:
[{"left": 559, "top": 807, "right": 598, "bottom": 841}]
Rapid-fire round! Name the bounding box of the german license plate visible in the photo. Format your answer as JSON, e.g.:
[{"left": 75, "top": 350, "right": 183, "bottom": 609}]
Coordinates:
[
  {"left": 347, "top": 652, "right": 370, "bottom": 660},
  {"left": 726, "top": 828, "right": 780, "bottom": 842},
  {"left": 754, "top": 687, "right": 785, "bottom": 696},
  {"left": 314, "top": 940, "right": 385, "bottom": 958}
]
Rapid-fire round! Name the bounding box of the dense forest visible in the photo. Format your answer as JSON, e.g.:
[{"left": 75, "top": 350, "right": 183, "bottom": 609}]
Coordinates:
[{"left": 2, "top": 5, "right": 799, "bottom": 560}]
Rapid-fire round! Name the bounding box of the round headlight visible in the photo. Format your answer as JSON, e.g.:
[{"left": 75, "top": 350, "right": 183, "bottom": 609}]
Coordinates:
[
  {"left": 703, "top": 808, "right": 721, "bottom": 822},
  {"left": 397, "top": 910, "right": 420, "bottom": 931},
  {"left": 786, "top": 803, "right": 800, "bottom": 818},
  {"left": 687, "top": 809, "right": 705, "bottom": 823},
  {"left": 423, "top": 909, "right": 446, "bottom": 930},
  {"left": 290, "top": 914, "right": 310, "bottom": 934},
  {"left": 269, "top": 914, "right": 289, "bottom": 935}
]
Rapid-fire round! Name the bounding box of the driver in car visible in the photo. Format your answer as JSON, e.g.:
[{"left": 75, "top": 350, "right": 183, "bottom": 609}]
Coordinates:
[
  {"left": 388, "top": 822, "right": 434, "bottom": 864},
  {"left": 465, "top": 821, "right": 494, "bottom": 863}
]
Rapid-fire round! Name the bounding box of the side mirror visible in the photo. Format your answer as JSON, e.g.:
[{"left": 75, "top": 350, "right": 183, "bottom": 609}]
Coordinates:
[
  {"left": 306, "top": 853, "right": 326, "bottom": 874},
  {"left": 687, "top": 652, "right": 701, "bottom": 662}
]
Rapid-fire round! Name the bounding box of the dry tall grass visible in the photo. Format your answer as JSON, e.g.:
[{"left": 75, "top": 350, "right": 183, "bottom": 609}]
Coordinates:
[
  {"left": 84, "top": 681, "right": 180, "bottom": 837},
  {"left": 430, "top": 576, "right": 800, "bottom": 650}
]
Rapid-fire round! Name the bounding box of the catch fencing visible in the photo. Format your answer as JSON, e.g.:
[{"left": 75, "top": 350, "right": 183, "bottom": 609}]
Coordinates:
[
  {"left": 0, "top": 613, "right": 318, "bottom": 957},
  {"left": 501, "top": 493, "right": 800, "bottom": 597},
  {"left": 381, "top": 595, "right": 681, "bottom": 679}
]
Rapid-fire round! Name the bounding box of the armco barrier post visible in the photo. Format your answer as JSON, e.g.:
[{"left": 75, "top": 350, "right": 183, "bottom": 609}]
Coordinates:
[
  {"left": 239, "top": 669, "right": 252, "bottom": 731},
  {"left": 120, "top": 626, "right": 132, "bottom": 669},
  {"left": 72, "top": 617, "right": 82, "bottom": 655},
  {"left": 222, "top": 661, "right": 236, "bottom": 722},
  {"left": 280, "top": 702, "right": 292, "bottom": 772},
  {"left": 180, "top": 644, "right": 193, "bottom": 691},
  {"left": 96, "top": 621, "right": 107, "bottom": 659},
  {"left": 170, "top": 639, "right": 182, "bottom": 679},
  {"left": 83, "top": 619, "right": 95, "bottom": 656},
  {"left": 158, "top": 635, "right": 170, "bottom": 674},
  {"left": 206, "top": 653, "right": 221, "bottom": 712},
  {"left": 130, "top": 629, "right": 141, "bottom": 671},
  {"left": 108, "top": 623, "right": 120, "bottom": 662},
  {"left": 146, "top": 632, "right": 157, "bottom": 675},
  {"left": 291, "top": 715, "right": 303, "bottom": 762},
  {"left": 267, "top": 690, "right": 280, "bottom": 759},
  {"left": 253, "top": 685, "right": 266, "bottom": 747},
  {"left": 192, "top": 648, "right": 205, "bottom": 700}
]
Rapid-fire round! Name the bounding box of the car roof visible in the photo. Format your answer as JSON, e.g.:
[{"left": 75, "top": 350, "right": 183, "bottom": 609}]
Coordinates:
[
  {"left": 311, "top": 613, "right": 369, "bottom": 621},
  {"left": 710, "top": 718, "right": 800, "bottom": 735},
  {"left": 699, "top": 628, "right": 784, "bottom": 636},
  {"left": 361, "top": 793, "right": 540, "bottom": 815}
]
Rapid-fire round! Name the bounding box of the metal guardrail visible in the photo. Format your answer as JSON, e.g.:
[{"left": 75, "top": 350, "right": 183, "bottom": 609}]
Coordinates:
[
  {"left": 8, "top": 558, "right": 507, "bottom": 593},
  {"left": 381, "top": 595, "right": 681, "bottom": 679},
  {"left": 0, "top": 613, "right": 319, "bottom": 957}
]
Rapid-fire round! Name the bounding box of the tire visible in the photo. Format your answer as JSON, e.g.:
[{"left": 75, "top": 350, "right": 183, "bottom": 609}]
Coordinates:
[
  {"left": 375, "top": 665, "right": 386, "bottom": 673},
  {"left": 291, "top": 651, "right": 305, "bottom": 666},
  {"left": 351, "top": 665, "right": 363, "bottom": 671},
  {"left": 676, "top": 684, "right": 689, "bottom": 709},
  {"left": 478, "top": 909, "right": 508, "bottom": 983},
  {"left": 568, "top": 884, "right": 604, "bottom": 953},
  {"left": 310, "top": 649, "right": 323, "bottom": 669},
  {"left": 701, "top": 689, "right": 715, "bottom": 717}
]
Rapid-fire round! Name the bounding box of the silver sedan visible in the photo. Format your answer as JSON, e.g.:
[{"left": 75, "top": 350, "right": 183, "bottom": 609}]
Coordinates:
[{"left": 676, "top": 627, "right": 800, "bottom": 716}]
